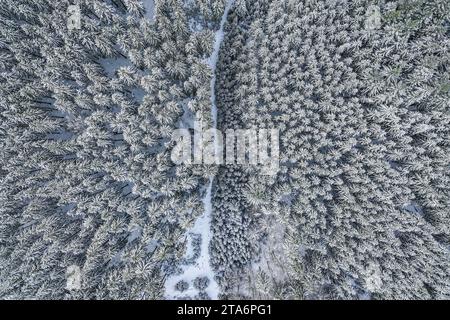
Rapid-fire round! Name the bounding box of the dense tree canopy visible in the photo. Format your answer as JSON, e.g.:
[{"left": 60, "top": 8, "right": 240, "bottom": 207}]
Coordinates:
[{"left": 0, "top": 0, "right": 449, "bottom": 300}]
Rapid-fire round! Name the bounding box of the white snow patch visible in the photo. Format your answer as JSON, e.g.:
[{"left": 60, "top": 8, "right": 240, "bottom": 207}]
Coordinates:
[
  {"left": 99, "top": 57, "right": 131, "bottom": 77},
  {"left": 66, "top": 265, "right": 81, "bottom": 291},
  {"left": 142, "top": 0, "right": 155, "bottom": 22},
  {"left": 132, "top": 87, "right": 146, "bottom": 103},
  {"left": 183, "top": 233, "right": 195, "bottom": 260},
  {"left": 165, "top": 0, "right": 235, "bottom": 300},
  {"left": 403, "top": 201, "right": 423, "bottom": 216},
  {"left": 207, "top": 0, "right": 235, "bottom": 129},
  {"left": 165, "top": 180, "right": 220, "bottom": 299}
]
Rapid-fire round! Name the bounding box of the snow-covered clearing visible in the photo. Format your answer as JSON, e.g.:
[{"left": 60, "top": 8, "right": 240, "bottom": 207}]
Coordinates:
[
  {"left": 164, "top": 180, "right": 220, "bottom": 299},
  {"left": 164, "top": 0, "right": 235, "bottom": 300}
]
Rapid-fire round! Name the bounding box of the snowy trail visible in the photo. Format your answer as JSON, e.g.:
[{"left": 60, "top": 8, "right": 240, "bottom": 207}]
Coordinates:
[
  {"left": 164, "top": 180, "right": 220, "bottom": 299},
  {"left": 207, "top": 0, "right": 235, "bottom": 129},
  {"left": 164, "top": 0, "right": 234, "bottom": 300}
]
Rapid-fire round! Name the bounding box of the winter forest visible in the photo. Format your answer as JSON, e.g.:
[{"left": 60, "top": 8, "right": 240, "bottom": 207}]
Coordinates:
[{"left": 0, "top": 0, "right": 449, "bottom": 300}]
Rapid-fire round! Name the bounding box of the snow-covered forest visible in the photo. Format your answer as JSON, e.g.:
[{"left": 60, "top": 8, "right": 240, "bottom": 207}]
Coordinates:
[{"left": 0, "top": 0, "right": 449, "bottom": 300}]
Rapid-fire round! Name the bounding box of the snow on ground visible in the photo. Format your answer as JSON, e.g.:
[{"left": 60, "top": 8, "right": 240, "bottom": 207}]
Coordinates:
[
  {"left": 207, "top": 0, "right": 235, "bottom": 129},
  {"left": 182, "top": 232, "right": 196, "bottom": 261},
  {"left": 164, "top": 0, "right": 235, "bottom": 300},
  {"left": 99, "top": 57, "right": 130, "bottom": 77},
  {"left": 142, "top": 0, "right": 155, "bottom": 22},
  {"left": 164, "top": 180, "right": 220, "bottom": 299}
]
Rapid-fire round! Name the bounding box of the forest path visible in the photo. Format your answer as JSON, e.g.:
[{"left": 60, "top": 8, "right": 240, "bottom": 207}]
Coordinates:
[{"left": 164, "top": 0, "right": 235, "bottom": 300}]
